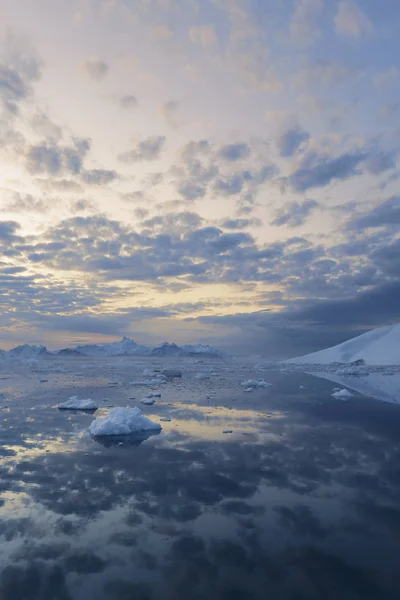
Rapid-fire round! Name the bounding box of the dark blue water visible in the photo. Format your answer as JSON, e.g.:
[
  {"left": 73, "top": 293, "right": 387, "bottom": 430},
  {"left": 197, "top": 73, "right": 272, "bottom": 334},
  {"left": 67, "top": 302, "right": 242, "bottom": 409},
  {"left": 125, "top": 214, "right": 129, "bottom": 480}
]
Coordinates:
[{"left": 1, "top": 372, "right": 400, "bottom": 599}]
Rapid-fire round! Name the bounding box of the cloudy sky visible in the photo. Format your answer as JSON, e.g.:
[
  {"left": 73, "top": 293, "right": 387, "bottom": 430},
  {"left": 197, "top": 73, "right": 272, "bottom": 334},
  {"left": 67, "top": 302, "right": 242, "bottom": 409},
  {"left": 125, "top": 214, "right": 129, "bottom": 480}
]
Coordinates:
[{"left": 0, "top": 0, "right": 399, "bottom": 355}]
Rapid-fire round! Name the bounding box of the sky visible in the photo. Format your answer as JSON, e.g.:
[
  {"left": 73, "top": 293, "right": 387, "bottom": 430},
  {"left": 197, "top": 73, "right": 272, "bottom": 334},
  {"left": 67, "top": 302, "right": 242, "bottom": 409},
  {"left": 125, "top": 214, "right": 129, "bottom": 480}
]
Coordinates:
[{"left": 0, "top": 0, "right": 399, "bottom": 356}]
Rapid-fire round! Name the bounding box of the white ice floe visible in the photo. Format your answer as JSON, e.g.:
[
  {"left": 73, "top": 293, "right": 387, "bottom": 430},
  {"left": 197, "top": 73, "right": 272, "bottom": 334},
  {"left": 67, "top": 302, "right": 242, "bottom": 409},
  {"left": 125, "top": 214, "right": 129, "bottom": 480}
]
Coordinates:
[
  {"left": 88, "top": 406, "right": 161, "bottom": 436},
  {"left": 59, "top": 396, "right": 98, "bottom": 410},
  {"left": 331, "top": 389, "right": 353, "bottom": 400},
  {"left": 160, "top": 417, "right": 171, "bottom": 422},
  {"left": 240, "top": 379, "right": 272, "bottom": 389}
]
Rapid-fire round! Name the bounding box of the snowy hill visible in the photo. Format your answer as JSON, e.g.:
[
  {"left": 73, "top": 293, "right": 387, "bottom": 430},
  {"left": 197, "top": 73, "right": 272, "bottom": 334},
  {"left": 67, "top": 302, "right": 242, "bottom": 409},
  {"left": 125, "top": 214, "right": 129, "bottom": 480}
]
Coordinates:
[{"left": 286, "top": 323, "right": 400, "bottom": 366}]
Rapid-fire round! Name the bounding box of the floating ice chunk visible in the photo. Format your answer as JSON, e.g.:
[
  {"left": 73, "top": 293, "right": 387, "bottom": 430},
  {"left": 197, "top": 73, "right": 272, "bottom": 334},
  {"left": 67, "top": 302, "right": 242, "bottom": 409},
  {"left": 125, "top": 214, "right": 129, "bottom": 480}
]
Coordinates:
[
  {"left": 241, "top": 379, "right": 272, "bottom": 389},
  {"left": 149, "top": 377, "right": 167, "bottom": 385},
  {"left": 140, "top": 396, "right": 156, "bottom": 405},
  {"left": 194, "top": 373, "right": 211, "bottom": 380},
  {"left": 332, "top": 389, "right": 353, "bottom": 400},
  {"left": 40, "top": 378, "right": 48, "bottom": 383},
  {"left": 108, "top": 380, "right": 120, "bottom": 386},
  {"left": 243, "top": 388, "right": 253, "bottom": 393},
  {"left": 59, "top": 396, "right": 98, "bottom": 410},
  {"left": 160, "top": 417, "right": 171, "bottom": 422},
  {"left": 161, "top": 368, "right": 182, "bottom": 379},
  {"left": 89, "top": 406, "right": 161, "bottom": 436}
]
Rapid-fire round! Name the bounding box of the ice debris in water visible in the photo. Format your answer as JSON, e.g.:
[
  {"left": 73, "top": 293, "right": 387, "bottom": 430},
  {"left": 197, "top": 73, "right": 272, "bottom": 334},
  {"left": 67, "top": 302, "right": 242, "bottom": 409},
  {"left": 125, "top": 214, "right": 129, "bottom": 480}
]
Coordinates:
[
  {"left": 241, "top": 379, "right": 272, "bottom": 389},
  {"left": 332, "top": 389, "right": 353, "bottom": 400},
  {"left": 160, "top": 417, "right": 171, "bottom": 422},
  {"left": 89, "top": 406, "right": 162, "bottom": 436},
  {"left": 59, "top": 396, "right": 98, "bottom": 410}
]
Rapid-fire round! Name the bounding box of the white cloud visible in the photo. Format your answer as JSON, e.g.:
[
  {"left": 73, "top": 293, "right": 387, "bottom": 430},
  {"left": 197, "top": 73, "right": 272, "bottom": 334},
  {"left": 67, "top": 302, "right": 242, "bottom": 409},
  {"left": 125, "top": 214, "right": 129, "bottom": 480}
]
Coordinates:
[
  {"left": 188, "top": 24, "right": 217, "bottom": 46},
  {"left": 290, "top": 0, "right": 323, "bottom": 44},
  {"left": 334, "top": 1, "right": 373, "bottom": 37}
]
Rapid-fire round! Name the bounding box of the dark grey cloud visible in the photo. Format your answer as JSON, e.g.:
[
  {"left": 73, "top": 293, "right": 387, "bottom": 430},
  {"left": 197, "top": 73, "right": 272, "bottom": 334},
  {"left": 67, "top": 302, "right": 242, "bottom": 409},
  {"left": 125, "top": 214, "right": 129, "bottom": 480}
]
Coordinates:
[
  {"left": 364, "top": 151, "right": 397, "bottom": 175},
  {"left": 221, "top": 218, "right": 262, "bottom": 229},
  {"left": 80, "top": 59, "right": 109, "bottom": 81},
  {"left": 348, "top": 196, "right": 400, "bottom": 230},
  {"left": 173, "top": 139, "right": 278, "bottom": 202},
  {"left": 272, "top": 199, "right": 319, "bottom": 227},
  {"left": 0, "top": 65, "right": 28, "bottom": 114},
  {"left": 3, "top": 193, "right": 47, "bottom": 213},
  {"left": 288, "top": 150, "right": 365, "bottom": 192},
  {"left": 217, "top": 143, "right": 251, "bottom": 161},
  {"left": 277, "top": 126, "right": 310, "bottom": 157},
  {"left": 0, "top": 36, "right": 42, "bottom": 114},
  {"left": 119, "top": 94, "right": 138, "bottom": 109},
  {"left": 81, "top": 169, "right": 118, "bottom": 185},
  {"left": 25, "top": 138, "right": 91, "bottom": 176},
  {"left": 118, "top": 136, "right": 166, "bottom": 163},
  {"left": 213, "top": 174, "right": 244, "bottom": 196},
  {"left": 0, "top": 221, "right": 21, "bottom": 242}
]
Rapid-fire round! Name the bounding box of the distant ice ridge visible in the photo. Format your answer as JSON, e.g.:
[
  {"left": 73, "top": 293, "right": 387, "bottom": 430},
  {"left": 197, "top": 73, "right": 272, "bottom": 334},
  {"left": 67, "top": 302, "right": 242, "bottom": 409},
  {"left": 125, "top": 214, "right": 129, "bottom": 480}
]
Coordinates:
[
  {"left": 0, "top": 337, "right": 223, "bottom": 358},
  {"left": 285, "top": 323, "right": 400, "bottom": 366},
  {"left": 89, "top": 406, "right": 161, "bottom": 436}
]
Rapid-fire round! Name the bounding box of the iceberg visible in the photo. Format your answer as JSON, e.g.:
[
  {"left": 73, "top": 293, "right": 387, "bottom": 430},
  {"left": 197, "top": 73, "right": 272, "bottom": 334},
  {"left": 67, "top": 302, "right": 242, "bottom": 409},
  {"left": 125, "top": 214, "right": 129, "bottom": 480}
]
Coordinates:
[
  {"left": 331, "top": 389, "right": 353, "bottom": 399},
  {"left": 286, "top": 322, "right": 400, "bottom": 366},
  {"left": 240, "top": 379, "right": 272, "bottom": 389},
  {"left": 59, "top": 396, "right": 98, "bottom": 410},
  {"left": 88, "top": 406, "right": 162, "bottom": 436}
]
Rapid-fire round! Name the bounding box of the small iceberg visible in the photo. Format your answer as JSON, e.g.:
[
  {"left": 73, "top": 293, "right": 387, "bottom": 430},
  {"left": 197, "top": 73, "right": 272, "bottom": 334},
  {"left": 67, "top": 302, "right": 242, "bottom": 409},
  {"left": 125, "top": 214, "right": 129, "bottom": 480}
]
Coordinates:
[
  {"left": 59, "top": 396, "right": 98, "bottom": 410},
  {"left": 332, "top": 389, "right": 353, "bottom": 400},
  {"left": 240, "top": 379, "right": 272, "bottom": 389},
  {"left": 89, "top": 406, "right": 162, "bottom": 436}
]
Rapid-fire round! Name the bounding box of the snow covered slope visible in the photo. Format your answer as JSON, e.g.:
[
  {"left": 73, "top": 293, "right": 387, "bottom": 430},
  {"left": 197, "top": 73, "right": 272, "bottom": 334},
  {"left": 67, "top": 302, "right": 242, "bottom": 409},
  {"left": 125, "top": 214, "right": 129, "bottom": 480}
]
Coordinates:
[{"left": 286, "top": 323, "right": 400, "bottom": 366}]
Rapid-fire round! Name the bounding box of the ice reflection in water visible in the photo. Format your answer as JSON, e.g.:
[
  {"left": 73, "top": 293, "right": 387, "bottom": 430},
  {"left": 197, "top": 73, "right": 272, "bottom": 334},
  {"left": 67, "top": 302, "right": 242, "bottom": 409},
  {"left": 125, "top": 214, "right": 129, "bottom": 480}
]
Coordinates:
[{"left": 0, "top": 365, "right": 400, "bottom": 599}]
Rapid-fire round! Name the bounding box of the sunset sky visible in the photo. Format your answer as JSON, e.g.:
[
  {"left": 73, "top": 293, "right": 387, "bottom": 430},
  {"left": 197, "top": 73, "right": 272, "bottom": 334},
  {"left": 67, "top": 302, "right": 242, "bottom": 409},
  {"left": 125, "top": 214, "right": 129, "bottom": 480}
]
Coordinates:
[{"left": 0, "top": 0, "right": 399, "bottom": 356}]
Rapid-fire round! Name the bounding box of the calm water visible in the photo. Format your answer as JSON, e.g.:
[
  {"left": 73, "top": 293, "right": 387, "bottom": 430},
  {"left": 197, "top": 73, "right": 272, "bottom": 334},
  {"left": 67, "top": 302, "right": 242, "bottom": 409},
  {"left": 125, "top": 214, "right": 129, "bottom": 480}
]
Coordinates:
[{"left": 1, "top": 366, "right": 400, "bottom": 600}]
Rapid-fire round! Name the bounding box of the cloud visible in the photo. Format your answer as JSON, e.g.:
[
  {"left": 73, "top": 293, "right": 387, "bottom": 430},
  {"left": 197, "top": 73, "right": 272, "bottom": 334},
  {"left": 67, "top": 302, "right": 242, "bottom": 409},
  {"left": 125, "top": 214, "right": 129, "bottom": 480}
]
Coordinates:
[
  {"left": 2, "top": 192, "right": 47, "bottom": 213},
  {"left": 80, "top": 59, "right": 109, "bottom": 81},
  {"left": 348, "top": 196, "right": 400, "bottom": 230},
  {"left": 0, "top": 221, "right": 21, "bottom": 242},
  {"left": 277, "top": 126, "right": 310, "bottom": 157},
  {"left": 0, "top": 66, "right": 29, "bottom": 114},
  {"left": 81, "top": 169, "right": 118, "bottom": 185},
  {"left": 288, "top": 150, "right": 365, "bottom": 192},
  {"left": 364, "top": 151, "right": 397, "bottom": 175},
  {"left": 290, "top": 0, "right": 323, "bottom": 44},
  {"left": 217, "top": 143, "right": 251, "bottom": 161},
  {"left": 221, "top": 218, "right": 262, "bottom": 229},
  {"left": 188, "top": 24, "right": 217, "bottom": 46},
  {"left": 118, "top": 136, "right": 166, "bottom": 162},
  {"left": 334, "top": 2, "right": 373, "bottom": 37},
  {"left": 25, "top": 138, "right": 91, "bottom": 176},
  {"left": 160, "top": 100, "right": 180, "bottom": 128},
  {"left": 0, "top": 35, "right": 42, "bottom": 114},
  {"left": 119, "top": 94, "right": 138, "bottom": 109},
  {"left": 271, "top": 199, "right": 319, "bottom": 227}
]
